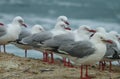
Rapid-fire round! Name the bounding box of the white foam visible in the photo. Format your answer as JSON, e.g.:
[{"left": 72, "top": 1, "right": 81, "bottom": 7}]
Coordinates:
[
  {"left": 0, "top": 13, "right": 120, "bottom": 33},
  {"left": 70, "top": 19, "right": 120, "bottom": 33}
]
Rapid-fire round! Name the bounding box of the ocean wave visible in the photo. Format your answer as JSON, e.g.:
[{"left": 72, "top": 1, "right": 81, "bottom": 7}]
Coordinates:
[
  {"left": 54, "top": 1, "right": 83, "bottom": 7},
  {"left": 0, "top": 0, "right": 23, "bottom": 4},
  {"left": 0, "top": 13, "right": 56, "bottom": 29},
  {"left": 70, "top": 19, "right": 120, "bottom": 33},
  {"left": 0, "top": 0, "right": 51, "bottom": 5},
  {"left": 0, "top": 0, "right": 87, "bottom": 7},
  {"left": 0, "top": 13, "right": 120, "bottom": 32}
]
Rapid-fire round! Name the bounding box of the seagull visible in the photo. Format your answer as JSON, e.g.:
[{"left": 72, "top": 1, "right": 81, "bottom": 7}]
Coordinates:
[
  {"left": 105, "top": 31, "right": 120, "bottom": 56},
  {"left": 95, "top": 27, "right": 120, "bottom": 57},
  {"left": 93, "top": 27, "right": 120, "bottom": 71},
  {"left": 101, "top": 31, "right": 120, "bottom": 71},
  {"left": 58, "top": 32, "right": 113, "bottom": 79},
  {"left": 0, "top": 16, "right": 27, "bottom": 53},
  {"left": 13, "top": 24, "right": 45, "bottom": 57}
]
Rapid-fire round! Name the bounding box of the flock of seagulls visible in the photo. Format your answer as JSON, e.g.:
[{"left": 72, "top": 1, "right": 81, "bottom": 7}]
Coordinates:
[{"left": 0, "top": 15, "right": 120, "bottom": 79}]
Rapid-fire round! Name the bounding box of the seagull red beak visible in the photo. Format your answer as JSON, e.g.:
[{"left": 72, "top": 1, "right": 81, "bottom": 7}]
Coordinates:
[
  {"left": 65, "top": 27, "right": 71, "bottom": 30},
  {"left": 89, "top": 29, "right": 96, "bottom": 33},
  {"left": 64, "top": 21, "right": 69, "bottom": 25},
  {"left": 102, "top": 40, "right": 113, "bottom": 44},
  {"left": 0, "top": 23, "right": 4, "bottom": 26},
  {"left": 85, "top": 28, "right": 96, "bottom": 33},
  {"left": 22, "top": 23, "right": 27, "bottom": 27}
]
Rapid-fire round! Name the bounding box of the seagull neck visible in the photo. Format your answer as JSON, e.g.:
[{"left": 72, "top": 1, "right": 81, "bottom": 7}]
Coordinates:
[
  {"left": 90, "top": 38, "right": 107, "bottom": 59},
  {"left": 31, "top": 29, "right": 41, "bottom": 34},
  {"left": 12, "top": 21, "right": 21, "bottom": 27},
  {"left": 90, "top": 38, "right": 104, "bottom": 45},
  {"left": 90, "top": 39, "right": 98, "bottom": 44},
  {"left": 77, "top": 29, "right": 88, "bottom": 35},
  {"left": 51, "top": 29, "right": 66, "bottom": 36},
  {"left": 7, "top": 22, "right": 22, "bottom": 36},
  {"left": 77, "top": 30, "right": 89, "bottom": 37},
  {"left": 54, "top": 26, "right": 64, "bottom": 31}
]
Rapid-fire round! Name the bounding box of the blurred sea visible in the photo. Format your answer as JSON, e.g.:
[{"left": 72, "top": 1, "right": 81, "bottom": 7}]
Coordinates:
[
  {"left": 0, "top": 0, "right": 120, "bottom": 31},
  {"left": 0, "top": 0, "right": 120, "bottom": 64}
]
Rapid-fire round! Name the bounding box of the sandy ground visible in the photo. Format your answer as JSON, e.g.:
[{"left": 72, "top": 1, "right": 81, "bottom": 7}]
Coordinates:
[{"left": 0, "top": 53, "right": 120, "bottom": 79}]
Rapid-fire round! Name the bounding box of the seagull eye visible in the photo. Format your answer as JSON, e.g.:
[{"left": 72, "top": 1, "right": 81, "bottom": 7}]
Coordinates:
[
  {"left": 84, "top": 27, "right": 89, "bottom": 31},
  {"left": 100, "top": 37, "right": 103, "bottom": 39},
  {"left": 39, "top": 28, "right": 42, "bottom": 30},
  {"left": 61, "top": 25, "right": 65, "bottom": 28},
  {"left": 18, "top": 20, "right": 23, "bottom": 23}
]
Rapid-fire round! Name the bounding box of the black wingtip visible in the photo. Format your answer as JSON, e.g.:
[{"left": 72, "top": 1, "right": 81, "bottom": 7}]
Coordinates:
[{"left": 112, "top": 48, "right": 120, "bottom": 59}]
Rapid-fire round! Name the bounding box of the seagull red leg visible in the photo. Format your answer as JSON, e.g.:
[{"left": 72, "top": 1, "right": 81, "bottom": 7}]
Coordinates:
[
  {"left": 99, "top": 61, "right": 102, "bottom": 70},
  {"left": 45, "top": 51, "right": 48, "bottom": 62},
  {"left": 67, "top": 59, "right": 71, "bottom": 67},
  {"left": 109, "top": 61, "right": 112, "bottom": 72},
  {"left": 82, "top": 65, "right": 92, "bottom": 79},
  {"left": 80, "top": 65, "right": 83, "bottom": 79},
  {"left": 102, "top": 60, "right": 106, "bottom": 71},
  {"left": 49, "top": 51, "right": 54, "bottom": 64},
  {"left": 43, "top": 50, "right": 48, "bottom": 62},
  {"left": 63, "top": 57, "right": 67, "bottom": 66},
  {"left": 85, "top": 65, "right": 88, "bottom": 77}
]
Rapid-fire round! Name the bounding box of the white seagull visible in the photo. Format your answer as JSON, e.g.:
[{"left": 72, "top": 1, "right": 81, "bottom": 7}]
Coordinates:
[
  {"left": 13, "top": 24, "right": 45, "bottom": 57},
  {"left": 0, "top": 16, "right": 27, "bottom": 53},
  {"left": 58, "top": 32, "right": 113, "bottom": 79}
]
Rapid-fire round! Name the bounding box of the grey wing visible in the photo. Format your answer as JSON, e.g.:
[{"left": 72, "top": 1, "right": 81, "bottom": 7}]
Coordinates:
[
  {"left": 58, "top": 41, "right": 75, "bottom": 54},
  {"left": 0, "top": 26, "right": 6, "bottom": 37},
  {"left": 43, "top": 33, "right": 74, "bottom": 48},
  {"left": 31, "top": 31, "right": 53, "bottom": 42},
  {"left": 59, "top": 41, "right": 95, "bottom": 58},
  {"left": 54, "top": 33, "right": 74, "bottom": 41},
  {"left": 105, "top": 42, "right": 119, "bottom": 56},
  {"left": 22, "top": 31, "right": 53, "bottom": 45},
  {"left": 18, "top": 29, "right": 31, "bottom": 40},
  {"left": 43, "top": 38, "right": 59, "bottom": 47}
]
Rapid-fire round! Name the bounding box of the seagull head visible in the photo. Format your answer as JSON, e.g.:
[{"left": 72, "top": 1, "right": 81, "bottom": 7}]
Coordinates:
[
  {"left": 78, "top": 25, "right": 96, "bottom": 34},
  {"left": 55, "top": 21, "right": 71, "bottom": 31},
  {"left": 13, "top": 16, "right": 27, "bottom": 27},
  {"left": 96, "top": 27, "right": 106, "bottom": 33},
  {"left": 31, "top": 24, "right": 45, "bottom": 34},
  {"left": 57, "top": 16, "right": 69, "bottom": 25},
  {"left": 92, "top": 33, "right": 113, "bottom": 44}
]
